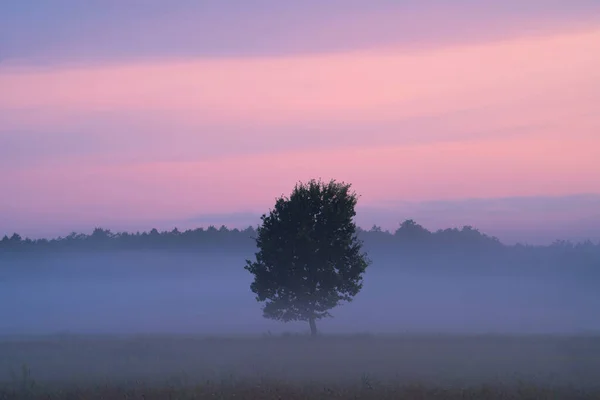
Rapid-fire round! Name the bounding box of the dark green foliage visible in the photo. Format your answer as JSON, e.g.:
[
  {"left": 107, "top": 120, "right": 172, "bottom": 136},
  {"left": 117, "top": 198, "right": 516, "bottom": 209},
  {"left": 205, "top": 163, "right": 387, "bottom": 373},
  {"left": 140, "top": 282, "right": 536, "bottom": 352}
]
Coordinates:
[{"left": 245, "top": 179, "right": 370, "bottom": 334}]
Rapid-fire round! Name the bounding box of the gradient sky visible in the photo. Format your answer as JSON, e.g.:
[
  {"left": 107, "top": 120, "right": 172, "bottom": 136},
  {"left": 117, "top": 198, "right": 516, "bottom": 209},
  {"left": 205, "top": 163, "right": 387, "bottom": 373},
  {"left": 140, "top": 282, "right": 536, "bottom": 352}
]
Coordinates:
[{"left": 1, "top": 1, "right": 599, "bottom": 242}]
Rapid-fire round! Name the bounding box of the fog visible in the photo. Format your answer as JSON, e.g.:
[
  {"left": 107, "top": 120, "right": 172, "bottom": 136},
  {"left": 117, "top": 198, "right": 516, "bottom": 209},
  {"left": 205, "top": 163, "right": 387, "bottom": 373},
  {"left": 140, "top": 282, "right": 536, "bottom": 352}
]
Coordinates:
[{"left": 2, "top": 250, "right": 598, "bottom": 336}]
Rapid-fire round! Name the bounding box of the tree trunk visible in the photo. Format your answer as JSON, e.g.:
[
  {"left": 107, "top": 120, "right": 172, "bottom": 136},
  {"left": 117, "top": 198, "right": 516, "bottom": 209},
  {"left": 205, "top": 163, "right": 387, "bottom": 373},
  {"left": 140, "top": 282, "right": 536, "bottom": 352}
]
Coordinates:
[{"left": 308, "top": 316, "right": 317, "bottom": 336}]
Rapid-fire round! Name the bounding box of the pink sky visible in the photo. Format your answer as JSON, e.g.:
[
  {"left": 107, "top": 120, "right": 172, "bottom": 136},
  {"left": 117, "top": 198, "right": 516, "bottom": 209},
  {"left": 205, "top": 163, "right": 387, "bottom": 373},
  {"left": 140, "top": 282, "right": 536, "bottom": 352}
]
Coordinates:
[{"left": 0, "top": 5, "right": 599, "bottom": 240}]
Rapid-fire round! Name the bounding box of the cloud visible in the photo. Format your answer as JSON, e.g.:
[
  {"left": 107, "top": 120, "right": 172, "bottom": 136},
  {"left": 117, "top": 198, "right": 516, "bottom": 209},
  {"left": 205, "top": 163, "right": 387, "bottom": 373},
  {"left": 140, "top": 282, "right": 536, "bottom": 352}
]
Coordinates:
[
  {"left": 163, "top": 194, "right": 600, "bottom": 245},
  {"left": 2, "top": 134, "right": 599, "bottom": 236},
  {"left": 1, "top": 27, "right": 598, "bottom": 169},
  {"left": 3, "top": 194, "right": 599, "bottom": 245},
  {"left": 365, "top": 193, "right": 600, "bottom": 235},
  {"left": 0, "top": 4, "right": 599, "bottom": 239},
  {"left": 1, "top": 27, "right": 599, "bottom": 232},
  {"left": 1, "top": 0, "right": 599, "bottom": 63}
]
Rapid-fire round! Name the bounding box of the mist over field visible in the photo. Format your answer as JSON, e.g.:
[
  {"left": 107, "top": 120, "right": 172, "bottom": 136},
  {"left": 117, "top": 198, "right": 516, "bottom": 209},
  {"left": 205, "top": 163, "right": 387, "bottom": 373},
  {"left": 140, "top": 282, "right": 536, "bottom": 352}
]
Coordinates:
[
  {"left": 2, "top": 236, "right": 599, "bottom": 336},
  {"left": 2, "top": 230, "right": 600, "bottom": 394},
  {"left": 2, "top": 1, "right": 600, "bottom": 395}
]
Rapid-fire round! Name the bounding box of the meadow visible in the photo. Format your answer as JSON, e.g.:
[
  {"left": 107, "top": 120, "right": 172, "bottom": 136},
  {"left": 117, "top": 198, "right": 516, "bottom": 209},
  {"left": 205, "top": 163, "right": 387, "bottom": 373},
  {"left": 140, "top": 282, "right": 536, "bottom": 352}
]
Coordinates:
[
  {"left": 1, "top": 244, "right": 599, "bottom": 398},
  {"left": 1, "top": 334, "right": 600, "bottom": 399}
]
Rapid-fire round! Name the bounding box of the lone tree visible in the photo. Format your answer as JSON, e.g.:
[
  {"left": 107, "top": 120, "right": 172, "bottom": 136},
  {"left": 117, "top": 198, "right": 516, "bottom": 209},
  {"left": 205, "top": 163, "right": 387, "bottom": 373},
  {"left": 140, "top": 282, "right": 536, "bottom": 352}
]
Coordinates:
[{"left": 245, "top": 179, "right": 370, "bottom": 336}]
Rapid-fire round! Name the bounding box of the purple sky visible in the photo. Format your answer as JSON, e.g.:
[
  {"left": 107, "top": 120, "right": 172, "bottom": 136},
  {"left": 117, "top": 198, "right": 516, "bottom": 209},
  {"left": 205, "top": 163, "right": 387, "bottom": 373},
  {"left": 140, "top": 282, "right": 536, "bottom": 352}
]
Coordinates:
[{"left": 1, "top": 1, "right": 599, "bottom": 243}]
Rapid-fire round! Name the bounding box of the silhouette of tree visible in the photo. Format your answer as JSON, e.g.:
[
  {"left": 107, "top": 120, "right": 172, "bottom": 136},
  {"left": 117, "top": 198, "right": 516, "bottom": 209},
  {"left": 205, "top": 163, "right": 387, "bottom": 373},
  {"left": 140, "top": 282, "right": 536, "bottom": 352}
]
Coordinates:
[
  {"left": 0, "top": 216, "right": 598, "bottom": 266},
  {"left": 370, "top": 225, "right": 383, "bottom": 232},
  {"left": 394, "top": 219, "right": 432, "bottom": 248},
  {"left": 244, "top": 179, "right": 371, "bottom": 336}
]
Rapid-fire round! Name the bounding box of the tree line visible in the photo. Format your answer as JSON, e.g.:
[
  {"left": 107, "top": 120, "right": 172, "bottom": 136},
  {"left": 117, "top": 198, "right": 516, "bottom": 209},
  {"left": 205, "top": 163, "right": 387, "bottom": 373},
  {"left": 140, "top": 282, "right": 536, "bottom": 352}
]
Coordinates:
[
  {"left": 1, "top": 179, "right": 599, "bottom": 334},
  {"left": 1, "top": 220, "right": 598, "bottom": 256},
  {"left": 242, "top": 179, "right": 598, "bottom": 335}
]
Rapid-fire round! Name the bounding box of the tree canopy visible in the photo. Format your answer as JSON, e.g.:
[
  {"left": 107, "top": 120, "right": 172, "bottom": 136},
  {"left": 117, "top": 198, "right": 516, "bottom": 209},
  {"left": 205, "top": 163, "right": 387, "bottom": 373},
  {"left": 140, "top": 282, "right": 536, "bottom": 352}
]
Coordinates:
[
  {"left": 244, "top": 179, "right": 371, "bottom": 336},
  {"left": 1, "top": 218, "right": 598, "bottom": 273}
]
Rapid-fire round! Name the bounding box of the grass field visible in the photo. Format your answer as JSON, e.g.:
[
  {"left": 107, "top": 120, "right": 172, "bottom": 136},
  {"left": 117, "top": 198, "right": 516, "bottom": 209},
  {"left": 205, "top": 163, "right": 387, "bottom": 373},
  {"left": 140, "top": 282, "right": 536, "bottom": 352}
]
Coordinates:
[{"left": 1, "top": 334, "right": 599, "bottom": 399}]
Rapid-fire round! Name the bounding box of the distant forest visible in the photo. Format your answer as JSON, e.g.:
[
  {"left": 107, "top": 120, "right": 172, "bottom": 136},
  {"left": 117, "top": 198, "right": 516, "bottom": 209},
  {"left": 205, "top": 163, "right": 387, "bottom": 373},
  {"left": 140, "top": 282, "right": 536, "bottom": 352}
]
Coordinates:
[{"left": 1, "top": 220, "right": 599, "bottom": 265}]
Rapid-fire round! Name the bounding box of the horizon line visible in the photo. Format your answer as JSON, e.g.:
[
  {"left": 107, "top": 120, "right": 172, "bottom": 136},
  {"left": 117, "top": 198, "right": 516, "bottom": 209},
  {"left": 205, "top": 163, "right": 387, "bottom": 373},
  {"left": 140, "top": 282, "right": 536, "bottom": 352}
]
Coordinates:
[{"left": 2, "top": 219, "right": 598, "bottom": 248}]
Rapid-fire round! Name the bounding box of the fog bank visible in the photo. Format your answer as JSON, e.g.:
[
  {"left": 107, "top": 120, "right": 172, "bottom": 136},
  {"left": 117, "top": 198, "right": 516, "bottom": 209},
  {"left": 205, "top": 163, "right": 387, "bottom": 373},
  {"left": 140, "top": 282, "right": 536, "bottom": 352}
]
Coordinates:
[{"left": 2, "top": 251, "right": 598, "bottom": 336}]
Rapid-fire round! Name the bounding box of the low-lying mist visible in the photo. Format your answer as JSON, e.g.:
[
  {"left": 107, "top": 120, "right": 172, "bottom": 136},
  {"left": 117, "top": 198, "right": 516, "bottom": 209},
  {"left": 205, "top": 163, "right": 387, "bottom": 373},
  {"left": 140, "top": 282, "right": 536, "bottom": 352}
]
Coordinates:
[{"left": 2, "top": 249, "right": 598, "bottom": 336}]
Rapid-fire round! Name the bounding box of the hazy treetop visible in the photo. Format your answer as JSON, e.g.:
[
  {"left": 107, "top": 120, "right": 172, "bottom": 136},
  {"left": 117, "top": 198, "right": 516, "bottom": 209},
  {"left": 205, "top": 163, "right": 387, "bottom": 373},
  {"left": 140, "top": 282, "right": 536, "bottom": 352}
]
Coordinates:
[{"left": 1, "top": 220, "right": 598, "bottom": 258}]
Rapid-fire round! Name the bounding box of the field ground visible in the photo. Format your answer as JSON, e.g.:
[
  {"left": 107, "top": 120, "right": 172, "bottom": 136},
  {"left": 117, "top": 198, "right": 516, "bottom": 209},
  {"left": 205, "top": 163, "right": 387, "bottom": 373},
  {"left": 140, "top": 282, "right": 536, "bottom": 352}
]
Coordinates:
[{"left": 1, "top": 334, "right": 599, "bottom": 399}]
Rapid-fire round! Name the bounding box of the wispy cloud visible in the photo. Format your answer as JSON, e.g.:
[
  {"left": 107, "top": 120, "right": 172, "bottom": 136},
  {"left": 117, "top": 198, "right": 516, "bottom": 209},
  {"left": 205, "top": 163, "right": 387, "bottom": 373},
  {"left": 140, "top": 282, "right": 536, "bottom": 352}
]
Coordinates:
[
  {"left": 1, "top": 0, "right": 599, "bottom": 63},
  {"left": 3, "top": 194, "right": 599, "bottom": 245},
  {"left": 158, "top": 193, "right": 600, "bottom": 245},
  {"left": 1, "top": 1, "right": 599, "bottom": 238},
  {"left": 1, "top": 27, "right": 598, "bottom": 168},
  {"left": 2, "top": 134, "right": 599, "bottom": 234}
]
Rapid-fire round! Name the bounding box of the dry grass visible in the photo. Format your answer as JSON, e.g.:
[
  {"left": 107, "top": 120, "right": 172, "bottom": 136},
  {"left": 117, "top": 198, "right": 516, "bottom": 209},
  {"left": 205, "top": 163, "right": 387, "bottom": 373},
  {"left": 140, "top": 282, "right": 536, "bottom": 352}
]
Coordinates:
[
  {"left": 1, "top": 380, "right": 598, "bottom": 400},
  {"left": 1, "top": 334, "right": 599, "bottom": 399}
]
